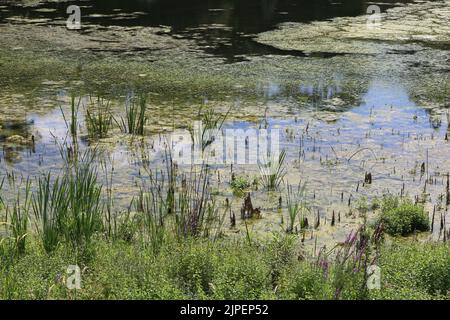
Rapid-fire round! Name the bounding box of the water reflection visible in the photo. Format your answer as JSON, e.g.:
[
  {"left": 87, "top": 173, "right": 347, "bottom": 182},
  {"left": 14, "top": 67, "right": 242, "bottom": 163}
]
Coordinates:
[{"left": 0, "top": 0, "right": 414, "bottom": 61}]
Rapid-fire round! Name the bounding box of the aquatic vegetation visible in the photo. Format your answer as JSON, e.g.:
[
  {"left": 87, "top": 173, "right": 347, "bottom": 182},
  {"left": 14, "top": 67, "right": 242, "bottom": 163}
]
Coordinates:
[
  {"left": 0, "top": 0, "right": 449, "bottom": 302},
  {"left": 85, "top": 97, "right": 113, "bottom": 140},
  {"left": 0, "top": 178, "right": 4, "bottom": 210},
  {"left": 189, "top": 106, "right": 231, "bottom": 151},
  {"left": 62, "top": 156, "right": 103, "bottom": 250},
  {"left": 259, "top": 149, "right": 286, "bottom": 190},
  {"left": 6, "top": 179, "right": 31, "bottom": 256},
  {"left": 230, "top": 175, "right": 251, "bottom": 196},
  {"left": 175, "top": 165, "right": 222, "bottom": 239},
  {"left": 135, "top": 176, "right": 167, "bottom": 254},
  {"left": 376, "top": 196, "right": 429, "bottom": 236},
  {"left": 60, "top": 94, "right": 81, "bottom": 139},
  {"left": 31, "top": 149, "right": 104, "bottom": 252},
  {"left": 31, "top": 174, "right": 66, "bottom": 253},
  {"left": 256, "top": 1, "right": 450, "bottom": 54},
  {"left": 115, "top": 94, "right": 148, "bottom": 135},
  {"left": 285, "top": 182, "right": 308, "bottom": 234}
]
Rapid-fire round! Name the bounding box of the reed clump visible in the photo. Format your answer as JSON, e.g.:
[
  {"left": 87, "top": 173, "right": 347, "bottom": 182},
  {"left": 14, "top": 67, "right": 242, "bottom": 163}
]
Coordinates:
[
  {"left": 115, "top": 94, "right": 148, "bottom": 135},
  {"left": 85, "top": 97, "right": 113, "bottom": 139}
]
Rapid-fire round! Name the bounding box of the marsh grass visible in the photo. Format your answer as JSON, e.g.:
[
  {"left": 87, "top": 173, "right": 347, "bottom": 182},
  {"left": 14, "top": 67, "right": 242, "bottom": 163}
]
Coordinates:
[
  {"left": 63, "top": 155, "right": 103, "bottom": 249},
  {"left": 136, "top": 187, "right": 166, "bottom": 254},
  {"left": 115, "top": 94, "right": 148, "bottom": 135},
  {"left": 259, "top": 149, "right": 286, "bottom": 190},
  {"left": 31, "top": 147, "right": 103, "bottom": 252},
  {"left": 189, "top": 106, "right": 231, "bottom": 151},
  {"left": 285, "top": 182, "right": 308, "bottom": 234},
  {"left": 176, "top": 164, "right": 216, "bottom": 238},
  {"left": 0, "top": 177, "right": 4, "bottom": 210},
  {"left": 31, "top": 174, "right": 66, "bottom": 253},
  {"left": 5, "top": 179, "right": 31, "bottom": 256},
  {"left": 85, "top": 97, "right": 113, "bottom": 139},
  {"left": 60, "top": 94, "right": 81, "bottom": 138}
]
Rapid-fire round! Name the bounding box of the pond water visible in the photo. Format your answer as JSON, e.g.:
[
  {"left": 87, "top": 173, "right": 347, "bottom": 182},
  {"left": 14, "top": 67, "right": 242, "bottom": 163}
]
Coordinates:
[
  {"left": 0, "top": 0, "right": 413, "bottom": 61},
  {"left": 0, "top": 0, "right": 448, "bottom": 244}
]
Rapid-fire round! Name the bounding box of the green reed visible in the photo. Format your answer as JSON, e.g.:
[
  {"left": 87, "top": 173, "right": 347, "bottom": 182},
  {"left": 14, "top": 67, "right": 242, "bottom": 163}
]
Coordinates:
[
  {"left": 115, "top": 94, "right": 148, "bottom": 135},
  {"left": 285, "top": 182, "right": 308, "bottom": 234},
  {"left": 61, "top": 94, "right": 81, "bottom": 139},
  {"left": 136, "top": 185, "right": 166, "bottom": 254},
  {"left": 259, "top": 149, "right": 287, "bottom": 190},
  {"left": 6, "top": 179, "right": 31, "bottom": 256},
  {"left": 86, "top": 97, "right": 113, "bottom": 139},
  {"left": 175, "top": 164, "right": 223, "bottom": 239},
  {"left": 32, "top": 148, "right": 103, "bottom": 252},
  {"left": 188, "top": 106, "right": 231, "bottom": 151},
  {"left": 31, "top": 174, "right": 67, "bottom": 253},
  {"left": 63, "top": 156, "right": 103, "bottom": 249}
]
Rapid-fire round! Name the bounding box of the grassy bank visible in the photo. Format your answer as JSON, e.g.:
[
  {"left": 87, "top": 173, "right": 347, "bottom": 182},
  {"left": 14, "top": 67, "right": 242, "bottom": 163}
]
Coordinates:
[
  {"left": 0, "top": 231, "right": 448, "bottom": 300},
  {"left": 0, "top": 126, "right": 449, "bottom": 300}
]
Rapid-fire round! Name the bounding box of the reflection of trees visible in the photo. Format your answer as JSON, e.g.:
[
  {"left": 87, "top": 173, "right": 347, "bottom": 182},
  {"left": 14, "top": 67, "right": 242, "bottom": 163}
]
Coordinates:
[
  {"left": 0, "top": 119, "right": 34, "bottom": 164},
  {"left": 67, "top": 0, "right": 414, "bottom": 32}
]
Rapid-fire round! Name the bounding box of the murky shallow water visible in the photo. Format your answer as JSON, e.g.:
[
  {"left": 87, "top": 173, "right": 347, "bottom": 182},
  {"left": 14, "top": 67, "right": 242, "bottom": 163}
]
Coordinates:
[
  {"left": 0, "top": 0, "right": 414, "bottom": 61},
  {"left": 0, "top": 0, "right": 449, "bottom": 246}
]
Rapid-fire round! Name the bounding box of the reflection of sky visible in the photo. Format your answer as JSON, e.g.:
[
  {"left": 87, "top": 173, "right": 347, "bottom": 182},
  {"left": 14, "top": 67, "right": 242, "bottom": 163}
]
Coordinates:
[
  {"left": 344, "top": 80, "right": 433, "bottom": 133},
  {"left": 1, "top": 79, "right": 448, "bottom": 211}
]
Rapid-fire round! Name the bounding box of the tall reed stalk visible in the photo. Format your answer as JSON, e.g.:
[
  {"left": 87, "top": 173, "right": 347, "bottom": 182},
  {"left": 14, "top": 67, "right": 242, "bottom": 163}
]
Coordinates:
[
  {"left": 175, "top": 164, "right": 222, "bottom": 238},
  {"left": 86, "top": 97, "right": 113, "bottom": 139},
  {"left": 6, "top": 179, "right": 31, "bottom": 256},
  {"left": 259, "top": 149, "right": 287, "bottom": 190},
  {"left": 60, "top": 94, "right": 81, "bottom": 139},
  {"left": 115, "top": 94, "right": 148, "bottom": 135},
  {"left": 63, "top": 155, "right": 103, "bottom": 249},
  {"left": 136, "top": 186, "right": 166, "bottom": 254},
  {"left": 285, "top": 182, "right": 308, "bottom": 233},
  {"left": 31, "top": 174, "right": 67, "bottom": 253}
]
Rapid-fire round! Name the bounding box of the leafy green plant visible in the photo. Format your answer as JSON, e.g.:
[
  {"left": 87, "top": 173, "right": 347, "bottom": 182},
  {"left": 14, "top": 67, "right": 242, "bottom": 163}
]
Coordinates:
[
  {"left": 377, "top": 196, "right": 429, "bottom": 236},
  {"left": 230, "top": 176, "right": 251, "bottom": 196},
  {"left": 169, "top": 240, "right": 217, "bottom": 297},
  {"left": 379, "top": 242, "right": 450, "bottom": 296}
]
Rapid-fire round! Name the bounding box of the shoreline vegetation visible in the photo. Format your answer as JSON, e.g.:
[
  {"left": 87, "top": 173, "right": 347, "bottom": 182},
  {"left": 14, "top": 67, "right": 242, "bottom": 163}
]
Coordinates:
[
  {"left": 0, "top": 0, "right": 449, "bottom": 301},
  {"left": 0, "top": 129, "right": 449, "bottom": 300}
]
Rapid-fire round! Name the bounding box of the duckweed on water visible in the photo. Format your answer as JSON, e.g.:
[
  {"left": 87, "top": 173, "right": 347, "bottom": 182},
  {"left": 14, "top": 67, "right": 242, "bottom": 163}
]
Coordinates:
[{"left": 0, "top": 0, "right": 449, "bottom": 301}]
